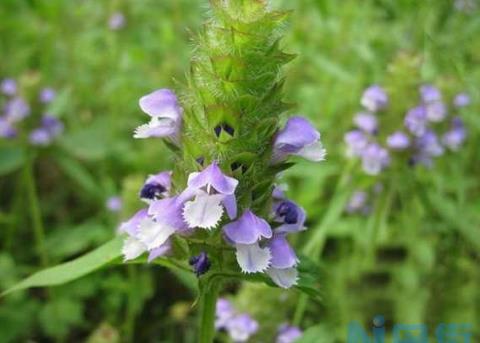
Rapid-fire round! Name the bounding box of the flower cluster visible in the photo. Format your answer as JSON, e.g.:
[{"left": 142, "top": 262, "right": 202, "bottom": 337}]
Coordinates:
[
  {"left": 120, "top": 89, "right": 325, "bottom": 289},
  {"left": 215, "top": 298, "right": 259, "bottom": 342},
  {"left": 1, "top": 78, "right": 63, "bottom": 145},
  {"left": 344, "top": 84, "right": 469, "bottom": 175},
  {"left": 214, "top": 298, "right": 303, "bottom": 343}
]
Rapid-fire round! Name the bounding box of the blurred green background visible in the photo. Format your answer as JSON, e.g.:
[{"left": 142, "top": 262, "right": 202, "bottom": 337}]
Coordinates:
[{"left": 0, "top": 0, "right": 479, "bottom": 342}]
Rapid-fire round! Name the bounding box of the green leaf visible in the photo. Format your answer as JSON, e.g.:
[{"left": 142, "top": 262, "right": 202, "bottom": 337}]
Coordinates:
[
  {"left": 54, "top": 154, "right": 102, "bottom": 199},
  {"left": 0, "top": 146, "right": 26, "bottom": 176},
  {"left": 1, "top": 236, "right": 123, "bottom": 297}
]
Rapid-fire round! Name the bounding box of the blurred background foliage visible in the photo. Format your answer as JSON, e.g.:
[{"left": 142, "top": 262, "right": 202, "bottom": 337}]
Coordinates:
[{"left": 0, "top": 0, "right": 479, "bottom": 342}]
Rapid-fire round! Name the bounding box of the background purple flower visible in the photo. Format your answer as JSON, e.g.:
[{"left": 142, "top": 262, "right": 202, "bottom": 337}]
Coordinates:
[
  {"left": 276, "top": 324, "right": 303, "bottom": 343},
  {"left": 109, "top": 12, "right": 126, "bottom": 30},
  {"left": 344, "top": 130, "right": 368, "bottom": 157},
  {"left": 0, "top": 118, "right": 17, "bottom": 138},
  {"left": 361, "top": 143, "right": 389, "bottom": 175},
  {"left": 425, "top": 101, "right": 447, "bottom": 122},
  {"left": 386, "top": 131, "right": 410, "bottom": 150},
  {"left": 420, "top": 84, "right": 441, "bottom": 103},
  {"left": 106, "top": 196, "right": 123, "bottom": 212},
  {"left": 1, "top": 78, "right": 17, "bottom": 96},
  {"left": 354, "top": 112, "right": 378, "bottom": 134},
  {"left": 442, "top": 117, "right": 466, "bottom": 151},
  {"left": 360, "top": 85, "right": 388, "bottom": 112},
  {"left": 346, "top": 191, "right": 368, "bottom": 214},
  {"left": 454, "top": 92, "right": 470, "bottom": 107},
  {"left": 39, "top": 87, "right": 56, "bottom": 103},
  {"left": 404, "top": 106, "right": 427, "bottom": 136},
  {"left": 4, "top": 97, "right": 30, "bottom": 122},
  {"left": 29, "top": 128, "right": 51, "bottom": 146}
]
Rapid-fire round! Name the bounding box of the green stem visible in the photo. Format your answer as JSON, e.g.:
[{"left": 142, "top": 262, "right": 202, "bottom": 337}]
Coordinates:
[
  {"left": 24, "top": 158, "right": 49, "bottom": 267},
  {"left": 198, "top": 281, "right": 221, "bottom": 343}
]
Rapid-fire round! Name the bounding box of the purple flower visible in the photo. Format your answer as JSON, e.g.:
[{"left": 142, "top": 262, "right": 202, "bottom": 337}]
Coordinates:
[
  {"left": 134, "top": 89, "right": 183, "bottom": 141},
  {"left": 106, "top": 196, "right": 123, "bottom": 212},
  {"left": 215, "top": 299, "right": 259, "bottom": 342},
  {"left": 223, "top": 210, "right": 272, "bottom": 273},
  {"left": 39, "top": 87, "right": 56, "bottom": 103},
  {"left": 109, "top": 12, "right": 126, "bottom": 30},
  {"left": 141, "top": 196, "right": 189, "bottom": 251},
  {"left": 182, "top": 162, "right": 238, "bottom": 229},
  {"left": 386, "top": 131, "right": 410, "bottom": 150},
  {"left": 120, "top": 209, "right": 172, "bottom": 261},
  {"left": 4, "top": 97, "right": 30, "bottom": 122},
  {"left": 1, "top": 78, "right": 17, "bottom": 96},
  {"left": 420, "top": 84, "right": 441, "bottom": 103},
  {"left": 454, "top": 92, "right": 470, "bottom": 108},
  {"left": 442, "top": 117, "right": 466, "bottom": 151},
  {"left": 225, "top": 314, "right": 259, "bottom": 342},
  {"left": 272, "top": 185, "right": 287, "bottom": 200},
  {"left": 425, "top": 101, "right": 447, "bottom": 122},
  {"left": 354, "top": 112, "right": 378, "bottom": 134},
  {"left": 189, "top": 251, "right": 211, "bottom": 276},
  {"left": 29, "top": 128, "right": 52, "bottom": 146},
  {"left": 0, "top": 116, "right": 17, "bottom": 138},
  {"left": 266, "top": 235, "right": 298, "bottom": 288},
  {"left": 273, "top": 116, "right": 326, "bottom": 162},
  {"left": 416, "top": 130, "right": 444, "bottom": 157},
  {"left": 273, "top": 200, "right": 306, "bottom": 234},
  {"left": 345, "top": 191, "right": 368, "bottom": 214},
  {"left": 361, "top": 143, "right": 389, "bottom": 175},
  {"left": 360, "top": 85, "right": 388, "bottom": 112},
  {"left": 276, "top": 324, "right": 303, "bottom": 343},
  {"left": 140, "top": 171, "right": 172, "bottom": 202},
  {"left": 344, "top": 130, "right": 369, "bottom": 157},
  {"left": 404, "top": 106, "right": 427, "bottom": 137},
  {"left": 42, "top": 114, "right": 64, "bottom": 137}
]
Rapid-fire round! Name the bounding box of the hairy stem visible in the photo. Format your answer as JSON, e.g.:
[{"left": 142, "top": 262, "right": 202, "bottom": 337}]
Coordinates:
[
  {"left": 24, "top": 157, "right": 49, "bottom": 267},
  {"left": 198, "top": 281, "right": 221, "bottom": 343}
]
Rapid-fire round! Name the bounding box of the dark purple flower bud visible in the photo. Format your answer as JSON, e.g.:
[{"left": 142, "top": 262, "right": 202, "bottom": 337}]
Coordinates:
[
  {"left": 189, "top": 251, "right": 211, "bottom": 276},
  {"left": 386, "top": 131, "right": 410, "bottom": 150},
  {"left": 404, "top": 106, "right": 427, "bottom": 136},
  {"left": 354, "top": 112, "right": 378, "bottom": 134},
  {"left": 454, "top": 92, "right": 470, "bottom": 108},
  {"left": 39, "top": 87, "right": 56, "bottom": 103},
  {"left": 360, "top": 85, "right": 388, "bottom": 112},
  {"left": 1, "top": 78, "right": 17, "bottom": 96},
  {"left": 420, "top": 84, "right": 441, "bottom": 103}
]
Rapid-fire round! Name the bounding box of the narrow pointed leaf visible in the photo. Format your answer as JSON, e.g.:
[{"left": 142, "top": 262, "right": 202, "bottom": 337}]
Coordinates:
[{"left": 1, "top": 236, "right": 123, "bottom": 296}]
